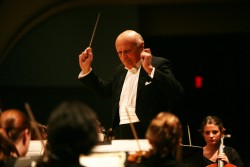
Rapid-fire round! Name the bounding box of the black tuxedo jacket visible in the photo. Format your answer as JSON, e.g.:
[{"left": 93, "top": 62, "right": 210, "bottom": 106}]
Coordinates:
[{"left": 79, "top": 56, "right": 184, "bottom": 138}]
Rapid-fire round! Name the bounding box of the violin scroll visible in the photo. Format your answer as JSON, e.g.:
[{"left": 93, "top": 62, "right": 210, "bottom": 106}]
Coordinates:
[{"left": 30, "top": 121, "right": 47, "bottom": 140}]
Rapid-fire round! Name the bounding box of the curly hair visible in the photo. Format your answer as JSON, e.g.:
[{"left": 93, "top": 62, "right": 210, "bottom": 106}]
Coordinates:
[
  {"left": 46, "top": 101, "right": 98, "bottom": 162},
  {"left": 146, "top": 112, "right": 183, "bottom": 160}
]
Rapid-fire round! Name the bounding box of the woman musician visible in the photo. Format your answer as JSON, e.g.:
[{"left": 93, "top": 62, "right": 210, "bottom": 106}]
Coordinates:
[
  {"left": 199, "top": 115, "right": 243, "bottom": 167},
  {"left": 125, "top": 112, "right": 192, "bottom": 167}
]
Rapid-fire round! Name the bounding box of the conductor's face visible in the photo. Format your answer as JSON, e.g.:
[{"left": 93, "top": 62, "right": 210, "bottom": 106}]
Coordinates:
[{"left": 115, "top": 33, "right": 143, "bottom": 70}]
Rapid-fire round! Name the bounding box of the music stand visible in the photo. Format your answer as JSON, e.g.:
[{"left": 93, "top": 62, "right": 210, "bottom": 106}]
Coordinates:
[{"left": 181, "top": 144, "right": 203, "bottom": 167}]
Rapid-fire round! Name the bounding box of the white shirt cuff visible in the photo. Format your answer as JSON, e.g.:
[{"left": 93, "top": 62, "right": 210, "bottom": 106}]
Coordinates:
[{"left": 78, "top": 68, "right": 92, "bottom": 79}]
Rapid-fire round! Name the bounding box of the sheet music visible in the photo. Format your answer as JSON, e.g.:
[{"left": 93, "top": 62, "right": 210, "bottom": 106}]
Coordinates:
[
  {"left": 92, "top": 139, "right": 152, "bottom": 153},
  {"left": 26, "top": 140, "right": 47, "bottom": 156},
  {"left": 80, "top": 152, "right": 126, "bottom": 167}
]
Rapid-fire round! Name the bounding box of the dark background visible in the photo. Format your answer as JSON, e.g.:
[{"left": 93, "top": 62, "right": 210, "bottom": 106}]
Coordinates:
[{"left": 0, "top": 0, "right": 250, "bottom": 166}]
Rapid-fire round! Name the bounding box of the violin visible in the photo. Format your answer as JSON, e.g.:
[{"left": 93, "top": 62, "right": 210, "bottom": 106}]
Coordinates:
[
  {"left": 127, "top": 150, "right": 152, "bottom": 163},
  {"left": 123, "top": 107, "right": 153, "bottom": 164}
]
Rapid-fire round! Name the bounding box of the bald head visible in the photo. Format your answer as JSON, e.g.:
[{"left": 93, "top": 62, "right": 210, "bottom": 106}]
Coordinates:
[
  {"left": 115, "top": 30, "right": 144, "bottom": 47},
  {"left": 115, "top": 30, "right": 145, "bottom": 69}
]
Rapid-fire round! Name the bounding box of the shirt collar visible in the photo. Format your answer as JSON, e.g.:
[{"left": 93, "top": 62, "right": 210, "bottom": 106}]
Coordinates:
[{"left": 125, "top": 60, "right": 142, "bottom": 74}]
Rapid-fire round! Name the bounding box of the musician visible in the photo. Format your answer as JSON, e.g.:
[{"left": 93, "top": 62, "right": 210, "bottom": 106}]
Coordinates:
[
  {"left": 78, "top": 30, "right": 184, "bottom": 139},
  {"left": 35, "top": 101, "right": 99, "bottom": 167},
  {"left": 125, "top": 112, "right": 192, "bottom": 167},
  {"left": 199, "top": 115, "right": 244, "bottom": 167},
  {"left": 0, "top": 109, "right": 31, "bottom": 167}
]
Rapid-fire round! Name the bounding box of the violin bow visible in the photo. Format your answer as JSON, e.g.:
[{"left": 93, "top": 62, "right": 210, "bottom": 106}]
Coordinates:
[
  {"left": 187, "top": 124, "right": 192, "bottom": 146},
  {"left": 24, "top": 102, "right": 46, "bottom": 154},
  {"left": 125, "top": 108, "right": 142, "bottom": 151}
]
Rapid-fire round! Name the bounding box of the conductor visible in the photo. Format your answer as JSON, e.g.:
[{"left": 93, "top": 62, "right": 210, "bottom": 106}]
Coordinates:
[{"left": 78, "top": 30, "right": 184, "bottom": 139}]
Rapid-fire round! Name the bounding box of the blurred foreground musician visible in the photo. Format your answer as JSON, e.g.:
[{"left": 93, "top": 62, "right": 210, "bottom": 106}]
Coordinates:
[
  {"left": 125, "top": 112, "right": 193, "bottom": 167},
  {"left": 0, "top": 109, "right": 31, "bottom": 167},
  {"left": 23, "top": 111, "right": 202, "bottom": 167},
  {"left": 35, "top": 101, "right": 99, "bottom": 167}
]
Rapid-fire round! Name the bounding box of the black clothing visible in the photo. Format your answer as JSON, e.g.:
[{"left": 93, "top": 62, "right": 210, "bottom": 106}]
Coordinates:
[
  {"left": 35, "top": 162, "right": 84, "bottom": 167},
  {"left": 203, "top": 146, "right": 244, "bottom": 167},
  {"left": 34, "top": 156, "right": 85, "bottom": 167},
  {"left": 0, "top": 157, "right": 16, "bottom": 167},
  {"left": 125, "top": 153, "right": 193, "bottom": 167},
  {"left": 80, "top": 56, "right": 184, "bottom": 139}
]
